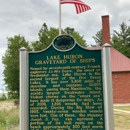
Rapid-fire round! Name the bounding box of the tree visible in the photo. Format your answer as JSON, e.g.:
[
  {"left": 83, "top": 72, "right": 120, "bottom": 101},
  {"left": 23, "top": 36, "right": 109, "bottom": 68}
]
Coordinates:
[
  {"left": 2, "top": 35, "right": 31, "bottom": 98},
  {"left": 64, "top": 27, "right": 74, "bottom": 35},
  {"left": 2, "top": 24, "right": 87, "bottom": 98},
  {"left": 92, "top": 29, "right": 103, "bottom": 46},
  {"left": 31, "top": 23, "right": 59, "bottom": 51},
  {"left": 111, "top": 22, "right": 130, "bottom": 58},
  {"left": 112, "top": 22, "right": 130, "bottom": 45},
  {"left": 92, "top": 22, "right": 130, "bottom": 58},
  {"left": 32, "top": 23, "right": 87, "bottom": 51}
]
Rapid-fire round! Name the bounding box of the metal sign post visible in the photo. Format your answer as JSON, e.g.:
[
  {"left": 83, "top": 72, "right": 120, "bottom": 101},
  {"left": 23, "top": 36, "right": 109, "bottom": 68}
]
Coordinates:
[
  {"left": 19, "top": 47, "right": 28, "bottom": 130},
  {"left": 102, "top": 43, "right": 114, "bottom": 130}
]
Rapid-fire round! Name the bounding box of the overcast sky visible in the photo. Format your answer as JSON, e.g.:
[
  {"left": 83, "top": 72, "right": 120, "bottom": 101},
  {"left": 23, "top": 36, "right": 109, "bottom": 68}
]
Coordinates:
[{"left": 0, "top": 0, "right": 130, "bottom": 90}]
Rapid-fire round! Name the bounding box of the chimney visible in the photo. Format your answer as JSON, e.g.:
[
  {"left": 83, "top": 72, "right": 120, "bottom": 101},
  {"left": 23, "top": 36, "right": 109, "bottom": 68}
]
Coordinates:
[{"left": 102, "top": 15, "right": 110, "bottom": 44}]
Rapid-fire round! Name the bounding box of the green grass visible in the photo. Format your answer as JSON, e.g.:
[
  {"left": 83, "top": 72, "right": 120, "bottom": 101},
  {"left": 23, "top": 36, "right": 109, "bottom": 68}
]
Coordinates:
[
  {"left": 0, "top": 108, "right": 19, "bottom": 130},
  {"left": 114, "top": 112, "right": 130, "bottom": 130},
  {"left": 0, "top": 100, "right": 19, "bottom": 130},
  {"left": 114, "top": 106, "right": 130, "bottom": 111},
  {"left": 114, "top": 105, "right": 130, "bottom": 130}
]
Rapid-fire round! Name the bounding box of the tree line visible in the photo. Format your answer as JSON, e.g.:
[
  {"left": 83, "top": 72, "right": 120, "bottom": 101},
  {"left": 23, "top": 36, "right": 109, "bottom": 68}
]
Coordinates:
[{"left": 2, "top": 22, "right": 130, "bottom": 98}]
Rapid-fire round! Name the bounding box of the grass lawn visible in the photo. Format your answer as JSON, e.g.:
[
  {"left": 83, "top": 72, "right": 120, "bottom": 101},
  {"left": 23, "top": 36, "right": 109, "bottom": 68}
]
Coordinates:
[
  {"left": 0, "top": 99, "right": 19, "bottom": 130},
  {"left": 114, "top": 105, "right": 130, "bottom": 130},
  {"left": 114, "top": 105, "right": 130, "bottom": 111},
  {"left": 114, "top": 112, "right": 130, "bottom": 130}
]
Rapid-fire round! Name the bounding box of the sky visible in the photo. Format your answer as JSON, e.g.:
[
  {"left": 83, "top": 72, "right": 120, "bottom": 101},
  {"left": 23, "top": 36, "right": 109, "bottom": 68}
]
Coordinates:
[{"left": 0, "top": 0, "right": 130, "bottom": 90}]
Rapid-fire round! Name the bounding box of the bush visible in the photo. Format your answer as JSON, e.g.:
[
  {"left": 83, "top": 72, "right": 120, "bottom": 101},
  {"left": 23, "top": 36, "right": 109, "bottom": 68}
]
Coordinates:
[
  {"left": 8, "top": 91, "right": 19, "bottom": 99},
  {"left": 0, "top": 107, "right": 19, "bottom": 129},
  {"left": 0, "top": 93, "right": 7, "bottom": 101}
]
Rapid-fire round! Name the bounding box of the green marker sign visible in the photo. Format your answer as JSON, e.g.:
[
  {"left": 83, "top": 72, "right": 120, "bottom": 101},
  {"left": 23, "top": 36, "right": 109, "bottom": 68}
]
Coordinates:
[{"left": 28, "top": 35, "right": 105, "bottom": 129}]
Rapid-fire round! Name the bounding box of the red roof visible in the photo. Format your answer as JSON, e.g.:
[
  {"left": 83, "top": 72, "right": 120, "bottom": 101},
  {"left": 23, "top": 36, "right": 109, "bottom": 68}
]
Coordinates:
[
  {"left": 111, "top": 47, "right": 130, "bottom": 72},
  {"left": 87, "top": 46, "right": 130, "bottom": 72}
]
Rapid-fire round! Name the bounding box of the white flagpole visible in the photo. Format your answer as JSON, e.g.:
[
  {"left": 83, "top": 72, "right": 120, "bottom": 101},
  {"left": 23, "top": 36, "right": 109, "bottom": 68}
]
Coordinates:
[{"left": 59, "top": 0, "right": 61, "bottom": 35}]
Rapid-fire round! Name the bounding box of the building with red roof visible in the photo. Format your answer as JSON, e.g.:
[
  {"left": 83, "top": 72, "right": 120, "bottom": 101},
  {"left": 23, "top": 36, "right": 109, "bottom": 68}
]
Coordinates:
[
  {"left": 111, "top": 47, "right": 130, "bottom": 103},
  {"left": 102, "top": 15, "right": 130, "bottom": 103},
  {"left": 90, "top": 15, "right": 130, "bottom": 103}
]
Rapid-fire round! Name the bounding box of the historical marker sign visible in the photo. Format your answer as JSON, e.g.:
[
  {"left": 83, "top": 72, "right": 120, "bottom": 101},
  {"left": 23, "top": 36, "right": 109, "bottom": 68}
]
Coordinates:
[
  {"left": 20, "top": 34, "right": 114, "bottom": 130},
  {"left": 28, "top": 35, "right": 104, "bottom": 130}
]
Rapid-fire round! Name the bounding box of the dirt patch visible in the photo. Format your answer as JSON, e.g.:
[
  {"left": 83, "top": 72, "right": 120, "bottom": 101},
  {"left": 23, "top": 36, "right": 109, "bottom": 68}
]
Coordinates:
[{"left": 0, "top": 100, "right": 18, "bottom": 111}]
